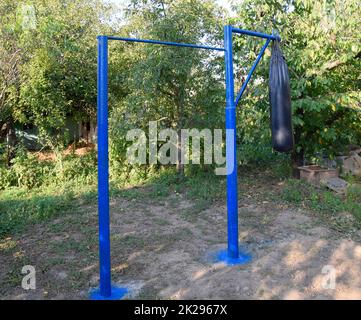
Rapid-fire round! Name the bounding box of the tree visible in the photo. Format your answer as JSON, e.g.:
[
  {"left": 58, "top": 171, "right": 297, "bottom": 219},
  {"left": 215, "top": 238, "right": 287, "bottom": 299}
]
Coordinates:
[
  {"left": 0, "top": 0, "right": 27, "bottom": 164},
  {"left": 110, "top": 0, "right": 226, "bottom": 176},
  {"left": 231, "top": 0, "right": 361, "bottom": 169},
  {"left": 1, "top": 0, "right": 120, "bottom": 151}
]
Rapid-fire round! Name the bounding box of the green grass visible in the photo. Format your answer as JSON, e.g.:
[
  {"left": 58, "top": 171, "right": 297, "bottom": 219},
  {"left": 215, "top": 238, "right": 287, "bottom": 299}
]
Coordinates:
[
  {"left": 112, "top": 234, "right": 145, "bottom": 247},
  {"left": 0, "top": 165, "right": 219, "bottom": 238},
  {"left": 0, "top": 188, "right": 72, "bottom": 236},
  {"left": 1, "top": 157, "right": 360, "bottom": 239},
  {"left": 112, "top": 166, "right": 225, "bottom": 205},
  {"left": 0, "top": 180, "right": 98, "bottom": 237},
  {"left": 280, "top": 179, "right": 361, "bottom": 221},
  {"left": 180, "top": 199, "right": 210, "bottom": 222},
  {"left": 0, "top": 144, "right": 225, "bottom": 239}
]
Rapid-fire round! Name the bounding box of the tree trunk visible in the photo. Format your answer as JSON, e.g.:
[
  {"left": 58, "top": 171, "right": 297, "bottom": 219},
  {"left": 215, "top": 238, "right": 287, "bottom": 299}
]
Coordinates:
[
  {"left": 291, "top": 107, "right": 305, "bottom": 178},
  {"left": 176, "top": 128, "right": 184, "bottom": 176},
  {"left": 291, "top": 146, "right": 304, "bottom": 179},
  {"left": 6, "top": 119, "right": 17, "bottom": 167},
  {"left": 175, "top": 84, "right": 186, "bottom": 177},
  {"left": 291, "top": 125, "right": 305, "bottom": 178}
]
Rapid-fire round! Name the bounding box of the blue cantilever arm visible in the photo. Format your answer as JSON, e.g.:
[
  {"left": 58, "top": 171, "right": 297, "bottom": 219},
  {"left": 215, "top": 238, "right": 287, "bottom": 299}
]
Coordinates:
[
  {"left": 232, "top": 27, "right": 280, "bottom": 41},
  {"left": 234, "top": 38, "right": 271, "bottom": 108}
]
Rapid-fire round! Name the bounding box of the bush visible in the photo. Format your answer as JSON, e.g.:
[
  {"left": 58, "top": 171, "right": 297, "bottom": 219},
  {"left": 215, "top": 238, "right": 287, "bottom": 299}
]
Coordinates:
[
  {"left": 0, "top": 148, "right": 98, "bottom": 237},
  {"left": 52, "top": 152, "right": 97, "bottom": 185},
  {"left": 10, "top": 148, "right": 53, "bottom": 189},
  {"left": 0, "top": 146, "right": 98, "bottom": 191},
  {"left": 0, "top": 166, "right": 16, "bottom": 190}
]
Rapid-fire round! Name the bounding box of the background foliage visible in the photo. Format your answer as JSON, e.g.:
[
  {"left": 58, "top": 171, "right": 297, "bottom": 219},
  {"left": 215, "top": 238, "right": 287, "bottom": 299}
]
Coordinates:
[
  {"left": 231, "top": 0, "right": 361, "bottom": 165},
  {"left": 0, "top": 0, "right": 360, "bottom": 188}
]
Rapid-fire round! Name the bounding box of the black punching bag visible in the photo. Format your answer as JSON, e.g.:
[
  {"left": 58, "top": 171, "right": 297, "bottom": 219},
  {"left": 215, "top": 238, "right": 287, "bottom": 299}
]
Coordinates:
[{"left": 269, "top": 40, "right": 294, "bottom": 152}]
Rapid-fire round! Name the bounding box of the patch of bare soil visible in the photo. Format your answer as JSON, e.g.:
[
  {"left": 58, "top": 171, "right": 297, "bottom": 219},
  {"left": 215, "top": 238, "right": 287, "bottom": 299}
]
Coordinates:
[
  {"left": 33, "top": 143, "right": 95, "bottom": 162},
  {"left": 1, "top": 193, "right": 361, "bottom": 300}
]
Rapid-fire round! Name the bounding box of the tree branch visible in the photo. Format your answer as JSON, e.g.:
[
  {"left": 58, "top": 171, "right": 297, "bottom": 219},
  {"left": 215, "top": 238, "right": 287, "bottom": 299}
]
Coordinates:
[{"left": 322, "top": 50, "right": 361, "bottom": 73}]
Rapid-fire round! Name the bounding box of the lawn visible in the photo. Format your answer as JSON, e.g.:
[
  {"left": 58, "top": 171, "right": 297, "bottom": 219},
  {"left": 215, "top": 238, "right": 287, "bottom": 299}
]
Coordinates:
[{"left": 1, "top": 163, "right": 361, "bottom": 299}]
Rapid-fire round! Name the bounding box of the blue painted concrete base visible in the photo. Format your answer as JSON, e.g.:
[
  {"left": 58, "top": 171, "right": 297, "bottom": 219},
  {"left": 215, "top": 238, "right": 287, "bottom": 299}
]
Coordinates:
[
  {"left": 216, "top": 249, "right": 251, "bottom": 265},
  {"left": 90, "top": 286, "right": 128, "bottom": 300}
]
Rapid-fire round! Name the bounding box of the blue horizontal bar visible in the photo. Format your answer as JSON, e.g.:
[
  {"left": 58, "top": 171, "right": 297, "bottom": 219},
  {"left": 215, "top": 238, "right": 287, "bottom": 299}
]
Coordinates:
[
  {"left": 234, "top": 38, "right": 271, "bottom": 107},
  {"left": 103, "top": 36, "right": 225, "bottom": 52},
  {"left": 231, "top": 27, "right": 280, "bottom": 41}
]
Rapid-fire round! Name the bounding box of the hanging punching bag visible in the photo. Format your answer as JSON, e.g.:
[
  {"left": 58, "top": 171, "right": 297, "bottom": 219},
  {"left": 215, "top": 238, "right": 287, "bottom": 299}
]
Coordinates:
[{"left": 269, "top": 40, "right": 294, "bottom": 152}]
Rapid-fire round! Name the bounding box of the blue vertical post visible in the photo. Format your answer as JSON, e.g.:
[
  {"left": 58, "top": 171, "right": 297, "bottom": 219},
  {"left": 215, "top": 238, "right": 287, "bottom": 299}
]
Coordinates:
[
  {"left": 97, "top": 35, "right": 111, "bottom": 297},
  {"left": 224, "top": 26, "right": 239, "bottom": 260},
  {"left": 91, "top": 36, "right": 128, "bottom": 300}
]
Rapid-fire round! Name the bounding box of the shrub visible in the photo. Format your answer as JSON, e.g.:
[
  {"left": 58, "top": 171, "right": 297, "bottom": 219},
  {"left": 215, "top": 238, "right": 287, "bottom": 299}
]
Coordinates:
[
  {"left": 52, "top": 151, "right": 97, "bottom": 185},
  {"left": 10, "top": 148, "right": 53, "bottom": 189},
  {"left": 0, "top": 166, "right": 16, "bottom": 190}
]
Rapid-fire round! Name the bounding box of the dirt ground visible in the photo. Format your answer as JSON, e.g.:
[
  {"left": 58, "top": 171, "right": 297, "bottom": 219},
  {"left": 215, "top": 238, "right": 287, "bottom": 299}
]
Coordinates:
[{"left": 1, "top": 181, "right": 361, "bottom": 300}]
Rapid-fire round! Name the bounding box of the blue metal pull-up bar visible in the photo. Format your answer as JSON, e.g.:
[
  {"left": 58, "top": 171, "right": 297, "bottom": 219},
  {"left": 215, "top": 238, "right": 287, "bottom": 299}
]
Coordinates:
[
  {"left": 107, "top": 36, "right": 225, "bottom": 51},
  {"left": 92, "top": 25, "right": 278, "bottom": 299}
]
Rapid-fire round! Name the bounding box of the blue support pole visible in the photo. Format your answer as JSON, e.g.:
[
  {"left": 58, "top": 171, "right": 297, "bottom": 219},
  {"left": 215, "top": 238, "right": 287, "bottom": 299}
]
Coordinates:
[
  {"left": 235, "top": 39, "right": 271, "bottom": 107},
  {"left": 224, "top": 26, "right": 238, "bottom": 260},
  {"left": 213, "top": 26, "right": 251, "bottom": 265},
  {"left": 97, "top": 35, "right": 111, "bottom": 297},
  {"left": 90, "top": 36, "right": 128, "bottom": 300}
]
